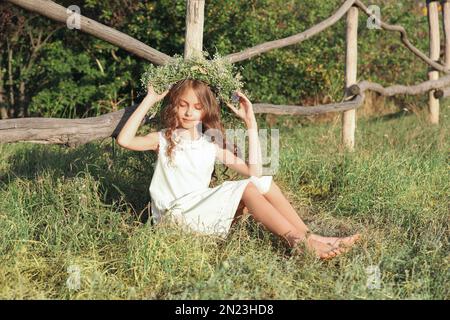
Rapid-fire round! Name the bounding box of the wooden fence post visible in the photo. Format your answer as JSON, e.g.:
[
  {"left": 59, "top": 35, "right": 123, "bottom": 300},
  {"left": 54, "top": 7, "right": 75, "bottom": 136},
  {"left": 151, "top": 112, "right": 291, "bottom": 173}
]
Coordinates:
[
  {"left": 443, "top": 1, "right": 450, "bottom": 69},
  {"left": 184, "top": 0, "right": 205, "bottom": 59},
  {"left": 427, "top": 0, "right": 440, "bottom": 124},
  {"left": 342, "top": 6, "right": 359, "bottom": 151}
]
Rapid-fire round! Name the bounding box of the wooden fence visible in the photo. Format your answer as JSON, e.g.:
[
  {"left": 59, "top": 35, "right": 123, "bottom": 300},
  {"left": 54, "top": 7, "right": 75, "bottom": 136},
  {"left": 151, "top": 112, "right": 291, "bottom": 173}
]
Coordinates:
[{"left": 0, "top": 0, "right": 449, "bottom": 151}]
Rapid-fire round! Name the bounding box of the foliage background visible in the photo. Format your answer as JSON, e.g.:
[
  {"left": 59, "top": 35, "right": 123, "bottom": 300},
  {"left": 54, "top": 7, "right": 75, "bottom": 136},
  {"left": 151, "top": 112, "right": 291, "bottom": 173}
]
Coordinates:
[
  {"left": 1, "top": 0, "right": 447, "bottom": 121},
  {"left": 0, "top": 0, "right": 448, "bottom": 300}
]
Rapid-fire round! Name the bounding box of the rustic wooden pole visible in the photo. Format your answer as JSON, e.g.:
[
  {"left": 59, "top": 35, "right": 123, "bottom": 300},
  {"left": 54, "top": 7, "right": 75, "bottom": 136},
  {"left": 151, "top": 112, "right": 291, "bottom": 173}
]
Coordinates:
[
  {"left": 355, "top": 0, "right": 449, "bottom": 74},
  {"left": 443, "top": 1, "right": 450, "bottom": 69},
  {"left": 6, "top": 0, "right": 172, "bottom": 65},
  {"left": 4, "top": 0, "right": 450, "bottom": 146},
  {"left": 427, "top": 0, "right": 441, "bottom": 124},
  {"left": 342, "top": 6, "right": 359, "bottom": 151},
  {"left": 184, "top": 0, "right": 205, "bottom": 59}
]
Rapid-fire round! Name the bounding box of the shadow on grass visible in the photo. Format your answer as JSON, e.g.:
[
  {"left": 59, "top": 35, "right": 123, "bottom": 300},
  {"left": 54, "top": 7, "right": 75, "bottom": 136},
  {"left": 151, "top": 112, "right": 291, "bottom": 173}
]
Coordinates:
[
  {"left": 367, "top": 109, "right": 415, "bottom": 123},
  {"left": 1, "top": 139, "right": 156, "bottom": 224}
]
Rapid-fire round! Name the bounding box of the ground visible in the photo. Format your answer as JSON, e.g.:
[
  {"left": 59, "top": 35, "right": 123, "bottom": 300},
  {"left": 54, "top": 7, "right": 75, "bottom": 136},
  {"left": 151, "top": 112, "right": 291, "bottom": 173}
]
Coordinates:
[{"left": 0, "top": 106, "right": 448, "bottom": 299}]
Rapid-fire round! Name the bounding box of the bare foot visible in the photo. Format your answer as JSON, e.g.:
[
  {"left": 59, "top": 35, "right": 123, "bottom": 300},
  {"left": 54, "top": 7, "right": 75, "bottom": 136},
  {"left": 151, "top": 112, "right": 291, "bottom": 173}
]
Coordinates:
[
  {"left": 309, "top": 237, "right": 352, "bottom": 260},
  {"left": 310, "top": 233, "right": 361, "bottom": 249},
  {"left": 292, "top": 233, "right": 360, "bottom": 260}
]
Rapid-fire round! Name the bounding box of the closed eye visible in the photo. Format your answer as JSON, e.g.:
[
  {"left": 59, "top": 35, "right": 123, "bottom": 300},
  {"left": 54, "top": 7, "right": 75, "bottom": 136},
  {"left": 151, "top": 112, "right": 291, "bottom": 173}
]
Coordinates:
[{"left": 179, "top": 103, "right": 203, "bottom": 110}]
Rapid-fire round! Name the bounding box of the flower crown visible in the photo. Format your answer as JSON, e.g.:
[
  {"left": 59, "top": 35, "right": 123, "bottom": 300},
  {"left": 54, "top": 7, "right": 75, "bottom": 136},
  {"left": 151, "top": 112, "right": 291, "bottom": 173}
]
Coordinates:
[{"left": 140, "top": 51, "right": 249, "bottom": 115}]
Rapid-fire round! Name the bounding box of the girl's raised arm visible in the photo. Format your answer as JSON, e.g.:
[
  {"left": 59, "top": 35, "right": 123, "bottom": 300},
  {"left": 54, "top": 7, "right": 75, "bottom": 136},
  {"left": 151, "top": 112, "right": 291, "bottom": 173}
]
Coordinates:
[
  {"left": 218, "top": 91, "right": 263, "bottom": 177},
  {"left": 116, "top": 84, "right": 168, "bottom": 152}
]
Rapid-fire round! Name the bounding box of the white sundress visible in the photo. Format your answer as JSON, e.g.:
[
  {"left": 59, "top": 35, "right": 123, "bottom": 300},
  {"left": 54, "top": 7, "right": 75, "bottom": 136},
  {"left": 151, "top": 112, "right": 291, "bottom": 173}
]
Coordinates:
[{"left": 149, "top": 128, "right": 273, "bottom": 238}]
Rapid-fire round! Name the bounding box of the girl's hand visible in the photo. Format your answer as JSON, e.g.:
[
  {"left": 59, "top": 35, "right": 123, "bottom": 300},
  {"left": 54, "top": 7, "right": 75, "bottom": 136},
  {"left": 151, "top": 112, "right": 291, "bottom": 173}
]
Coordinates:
[
  {"left": 226, "top": 91, "right": 257, "bottom": 127},
  {"left": 146, "top": 83, "right": 170, "bottom": 102}
]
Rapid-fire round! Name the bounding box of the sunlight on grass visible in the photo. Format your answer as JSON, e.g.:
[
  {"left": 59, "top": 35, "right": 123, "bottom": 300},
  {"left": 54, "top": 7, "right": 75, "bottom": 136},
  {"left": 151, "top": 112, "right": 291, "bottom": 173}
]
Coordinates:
[{"left": 0, "top": 107, "right": 448, "bottom": 299}]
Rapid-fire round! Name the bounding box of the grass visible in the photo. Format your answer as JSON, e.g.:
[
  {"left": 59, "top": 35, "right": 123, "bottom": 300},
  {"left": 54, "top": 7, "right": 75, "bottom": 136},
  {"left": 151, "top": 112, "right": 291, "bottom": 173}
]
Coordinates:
[{"left": 0, "top": 105, "right": 448, "bottom": 299}]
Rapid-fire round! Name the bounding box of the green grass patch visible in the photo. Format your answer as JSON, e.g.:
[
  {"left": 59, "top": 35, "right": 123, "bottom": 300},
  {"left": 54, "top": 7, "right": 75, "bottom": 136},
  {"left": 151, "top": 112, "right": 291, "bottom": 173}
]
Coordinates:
[{"left": 0, "top": 107, "right": 448, "bottom": 299}]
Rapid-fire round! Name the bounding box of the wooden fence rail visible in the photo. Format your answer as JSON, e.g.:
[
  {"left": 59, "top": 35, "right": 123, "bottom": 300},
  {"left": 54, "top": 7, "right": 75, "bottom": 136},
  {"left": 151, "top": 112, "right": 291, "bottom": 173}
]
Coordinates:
[{"left": 1, "top": 0, "right": 448, "bottom": 149}]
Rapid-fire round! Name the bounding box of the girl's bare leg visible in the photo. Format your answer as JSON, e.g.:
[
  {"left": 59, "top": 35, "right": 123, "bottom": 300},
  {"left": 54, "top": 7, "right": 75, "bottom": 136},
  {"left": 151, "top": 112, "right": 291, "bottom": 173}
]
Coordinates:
[
  {"left": 262, "top": 181, "right": 309, "bottom": 234},
  {"left": 240, "top": 182, "right": 352, "bottom": 259},
  {"left": 262, "top": 180, "right": 360, "bottom": 248},
  {"left": 240, "top": 183, "right": 305, "bottom": 247}
]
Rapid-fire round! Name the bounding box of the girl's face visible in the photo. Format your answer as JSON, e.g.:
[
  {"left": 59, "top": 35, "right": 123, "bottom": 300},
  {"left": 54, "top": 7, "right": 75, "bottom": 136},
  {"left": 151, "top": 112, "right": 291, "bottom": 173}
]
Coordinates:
[{"left": 176, "top": 88, "right": 204, "bottom": 129}]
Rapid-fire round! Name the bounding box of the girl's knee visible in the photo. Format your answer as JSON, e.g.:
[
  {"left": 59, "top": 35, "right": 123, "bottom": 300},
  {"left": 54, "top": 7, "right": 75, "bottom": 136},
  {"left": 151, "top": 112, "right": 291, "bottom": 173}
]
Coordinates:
[{"left": 243, "top": 182, "right": 259, "bottom": 198}]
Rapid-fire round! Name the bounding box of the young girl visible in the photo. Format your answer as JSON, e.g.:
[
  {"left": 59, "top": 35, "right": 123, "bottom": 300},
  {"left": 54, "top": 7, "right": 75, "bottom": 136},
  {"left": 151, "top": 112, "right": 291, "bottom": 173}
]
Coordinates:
[{"left": 117, "top": 79, "right": 360, "bottom": 260}]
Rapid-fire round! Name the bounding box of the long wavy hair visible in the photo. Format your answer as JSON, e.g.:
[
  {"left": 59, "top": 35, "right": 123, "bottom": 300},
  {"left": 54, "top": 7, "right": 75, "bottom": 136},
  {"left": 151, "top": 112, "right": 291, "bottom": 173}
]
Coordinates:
[{"left": 159, "top": 78, "right": 238, "bottom": 182}]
